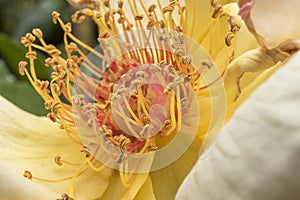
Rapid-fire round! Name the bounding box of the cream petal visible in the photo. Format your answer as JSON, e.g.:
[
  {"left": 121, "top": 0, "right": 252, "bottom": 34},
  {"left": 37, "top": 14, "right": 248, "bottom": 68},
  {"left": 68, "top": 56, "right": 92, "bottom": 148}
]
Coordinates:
[
  {"left": 0, "top": 96, "right": 113, "bottom": 199},
  {"left": 176, "top": 51, "right": 300, "bottom": 199},
  {"left": 0, "top": 162, "right": 59, "bottom": 199},
  {"left": 239, "top": 0, "right": 300, "bottom": 48}
]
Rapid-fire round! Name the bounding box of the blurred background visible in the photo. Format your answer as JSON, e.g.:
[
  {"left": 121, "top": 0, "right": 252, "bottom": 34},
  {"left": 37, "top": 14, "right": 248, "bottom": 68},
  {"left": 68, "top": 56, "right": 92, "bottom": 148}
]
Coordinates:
[{"left": 0, "top": 0, "right": 97, "bottom": 115}]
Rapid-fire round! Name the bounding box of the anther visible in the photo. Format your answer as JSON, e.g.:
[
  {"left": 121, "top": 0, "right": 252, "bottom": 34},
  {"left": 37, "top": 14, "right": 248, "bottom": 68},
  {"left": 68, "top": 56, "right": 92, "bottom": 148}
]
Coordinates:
[
  {"left": 225, "top": 32, "right": 235, "bottom": 46},
  {"left": 173, "top": 31, "right": 183, "bottom": 44},
  {"left": 201, "top": 60, "right": 214, "bottom": 69},
  {"left": 163, "top": 5, "right": 175, "bottom": 14},
  {"left": 20, "top": 37, "right": 30, "bottom": 47},
  {"left": 47, "top": 112, "right": 57, "bottom": 122},
  {"left": 32, "top": 28, "right": 43, "bottom": 38},
  {"left": 54, "top": 156, "right": 63, "bottom": 166},
  {"left": 66, "top": 59, "right": 77, "bottom": 69},
  {"left": 57, "top": 193, "right": 74, "bottom": 200},
  {"left": 65, "top": 23, "right": 72, "bottom": 33},
  {"left": 117, "top": 0, "right": 124, "bottom": 8},
  {"left": 52, "top": 11, "right": 61, "bottom": 24},
  {"left": 210, "top": 0, "right": 218, "bottom": 8},
  {"left": 148, "top": 145, "right": 158, "bottom": 151},
  {"left": 150, "top": 64, "right": 162, "bottom": 72},
  {"left": 23, "top": 170, "right": 33, "bottom": 180},
  {"left": 118, "top": 16, "right": 126, "bottom": 24},
  {"left": 44, "top": 100, "right": 54, "bottom": 110},
  {"left": 35, "top": 79, "right": 49, "bottom": 91},
  {"left": 160, "top": 33, "right": 171, "bottom": 41},
  {"left": 228, "top": 17, "right": 240, "bottom": 33},
  {"left": 45, "top": 45, "right": 61, "bottom": 56},
  {"left": 52, "top": 83, "right": 61, "bottom": 96},
  {"left": 71, "top": 11, "right": 87, "bottom": 24},
  {"left": 134, "top": 14, "right": 144, "bottom": 20},
  {"left": 25, "top": 51, "right": 37, "bottom": 60},
  {"left": 212, "top": 5, "right": 223, "bottom": 18},
  {"left": 139, "top": 124, "right": 153, "bottom": 138},
  {"left": 148, "top": 4, "right": 157, "bottom": 12},
  {"left": 164, "top": 120, "right": 172, "bottom": 130},
  {"left": 18, "top": 61, "right": 27, "bottom": 76},
  {"left": 67, "top": 43, "right": 78, "bottom": 52},
  {"left": 135, "top": 71, "right": 146, "bottom": 78},
  {"left": 45, "top": 57, "right": 56, "bottom": 67},
  {"left": 103, "top": 0, "right": 110, "bottom": 8},
  {"left": 26, "top": 33, "right": 36, "bottom": 43},
  {"left": 174, "top": 48, "right": 184, "bottom": 56},
  {"left": 182, "top": 54, "right": 193, "bottom": 65},
  {"left": 81, "top": 146, "right": 91, "bottom": 158},
  {"left": 72, "top": 94, "right": 85, "bottom": 105},
  {"left": 147, "top": 20, "right": 156, "bottom": 29},
  {"left": 51, "top": 102, "right": 61, "bottom": 114}
]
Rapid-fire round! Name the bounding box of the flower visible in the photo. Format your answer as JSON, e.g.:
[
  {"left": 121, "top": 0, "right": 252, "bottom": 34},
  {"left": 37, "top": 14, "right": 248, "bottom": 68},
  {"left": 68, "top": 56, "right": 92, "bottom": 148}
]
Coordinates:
[{"left": 0, "top": 0, "right": 298, "bottom": 200}]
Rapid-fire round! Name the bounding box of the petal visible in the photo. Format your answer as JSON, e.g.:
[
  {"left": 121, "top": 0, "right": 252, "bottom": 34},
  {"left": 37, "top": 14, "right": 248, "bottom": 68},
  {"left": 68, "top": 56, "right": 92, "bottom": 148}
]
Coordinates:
[
  {"left": 0, "top": 162, "right": 59, "bottom": 199},
  {"left": 184, "top": 1, "right": 257, "bottom": 71},
  {"left": 176, "top": 51, "right": 300, "bottom": 199},
  {"left": 0, "top": 96, "right": 113, "bottom": 199},
  {"left": 134, "top": 177, "right": 156, "bottom": 200},
  {"left": 239, "top": 0, "right": 300, "bottom": 48},
  {"left": 100, "top": 172, "right": 149, "bottom": 200}
]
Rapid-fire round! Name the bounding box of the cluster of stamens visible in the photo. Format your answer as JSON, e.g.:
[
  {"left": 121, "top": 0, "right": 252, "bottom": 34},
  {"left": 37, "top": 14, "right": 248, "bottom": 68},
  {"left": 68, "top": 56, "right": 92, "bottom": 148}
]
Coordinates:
[{"left": 18, "top": 0, "right": 239, "bottom": 198}]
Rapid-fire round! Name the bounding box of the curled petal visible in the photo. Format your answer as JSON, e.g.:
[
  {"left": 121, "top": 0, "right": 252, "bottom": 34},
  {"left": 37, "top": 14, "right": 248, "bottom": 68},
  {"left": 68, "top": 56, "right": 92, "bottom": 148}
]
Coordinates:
[
  {"left": 176, "top": 51, "right": 300, "bottom": 199},
  {"left": 239, "top": 0, "right": 300, "bottom": 48}
]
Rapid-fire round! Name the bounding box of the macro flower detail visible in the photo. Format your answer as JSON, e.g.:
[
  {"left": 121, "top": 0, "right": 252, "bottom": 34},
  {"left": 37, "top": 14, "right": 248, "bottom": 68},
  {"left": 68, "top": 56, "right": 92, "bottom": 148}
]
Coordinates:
[{"left": 0, "top": 0, "right": 298, "bottom": 200}]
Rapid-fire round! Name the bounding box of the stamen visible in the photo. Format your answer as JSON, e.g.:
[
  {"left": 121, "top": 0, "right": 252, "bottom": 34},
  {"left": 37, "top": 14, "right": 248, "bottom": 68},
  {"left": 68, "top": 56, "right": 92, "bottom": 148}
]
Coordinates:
[{"left": 23, "top": 170, "right": 74, "bottom": 183}]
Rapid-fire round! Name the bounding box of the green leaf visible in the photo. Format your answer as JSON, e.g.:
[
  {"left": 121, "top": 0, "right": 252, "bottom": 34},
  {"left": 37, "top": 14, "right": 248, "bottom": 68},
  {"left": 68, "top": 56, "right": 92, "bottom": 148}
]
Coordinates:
[
  {"left": 0, "top": 59, "right": 15, "bottom": 82},
  {"left": 0, "top": 81, "right": 47, "bottom": 116},
  {"left": 0, "top": 32, "right": 50, "bottom": 80}
]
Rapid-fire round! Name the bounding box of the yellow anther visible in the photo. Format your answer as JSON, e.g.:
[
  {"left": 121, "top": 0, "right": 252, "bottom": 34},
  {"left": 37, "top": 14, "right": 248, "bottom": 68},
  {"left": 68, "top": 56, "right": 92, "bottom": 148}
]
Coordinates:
[
  {"left": 52, "top": 83, "right": 61, "bottom": 95},
  {"left": 118, "top": 16, "right": 126, "bottom": 24},
  {"left": 45, "top": 45, "right": 61, "bottom": 56},
  {"left": 148, "top": 5, "right": 157, "bottom": 13},
  {"left": 23, "top": 170, "right": 33, "bottom": 180},
  {"left": 68, "top": 43, "right": 78, "bottom": 52},
  {"left": 52, "top": 11, "right": 61, "bottom": 24},
  {"left": 225, "top": 32, "right": 235, "bottom": 46},
  {"left": 211, "top": 0, "right": 218, "bottom": 8},
  {"left": 163, "top": 6, "right": 175, "bottom": 14},
  {"left": 25, "top": 51, "right": 37, "bottom": 60},
  {"left": 55, "top": 156, "right": 63, "bottom": 166},
  {"left": 44, "top": 100, "right": 54, "bottom": 110},
  {"left": 45, "top": 57, "right": 56, "bottom": 67},
  {"left": 47, "top": 112, "right": 57, "bottom": 122},
  {"left": 212, "top": 5, "right": 223, "bottom": 18},
  {"left": 117, "top": 0, "right": 124, "bottom": 8},
  {"left": 18, "top": 61, "right": 27, "bottom": 76},
  {"left": 134, "top": 14, "right": 144, "bottom": 20},
  {"left": 57, "top": 193, "right": 74, "bottom": 200},
  {"left": 35, "top": 79, "right": 49, "bottom": 91},
  {"left": 103, "top": 0, "right": 110, "bottom": 8},
  {"left": 32, "top": 28, "right": 43, "bottom": 38},
  {"left": 65, "top": 23, "right": 72, "bottom": 33},
  {"left": 26, "top": 33, "right": 36, "bottom": 43},
  {"left": 80, "top": 146, "right": 91, "bottom": 158}
]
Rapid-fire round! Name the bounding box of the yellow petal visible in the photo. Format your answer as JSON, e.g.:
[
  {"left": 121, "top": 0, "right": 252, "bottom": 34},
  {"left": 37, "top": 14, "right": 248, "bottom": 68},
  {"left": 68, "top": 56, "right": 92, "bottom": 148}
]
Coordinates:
[
  {"left": 100, "top": 171, "right": 149, "bottom": 200},
  {"left": 0, "top": 162, "right": 59, "bottom": 199},
  {"left": 239, "top": 0, "right": 300, "bottom": 48},
  {"left": 134, "top": 177, "right": 156, "bottom": 200},
  {"left": 176, "top": 51, "right": 300, "bottom": 199},
  {"left": 0, "top": 96, "right": 113, "bottom": 199}
]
